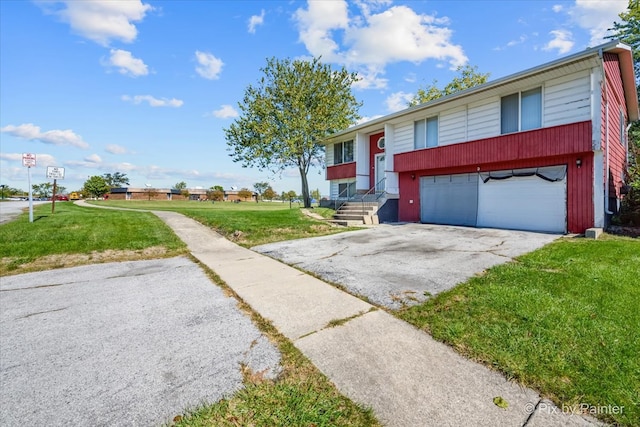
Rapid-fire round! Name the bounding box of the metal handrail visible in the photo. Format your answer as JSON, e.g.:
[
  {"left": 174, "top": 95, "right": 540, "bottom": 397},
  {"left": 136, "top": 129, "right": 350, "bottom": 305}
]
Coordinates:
[
  {"left": 361, "top": 177, "right": 386, "bottom": 215},
  {"left": 334, "top": 185, "right": 353, "bottom": 210}
]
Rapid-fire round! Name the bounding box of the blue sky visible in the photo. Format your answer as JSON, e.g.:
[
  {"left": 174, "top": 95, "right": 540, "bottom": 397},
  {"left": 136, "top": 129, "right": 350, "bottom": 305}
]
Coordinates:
[{"left": 0, "top": 0, "right": 630, "bottom": 196}]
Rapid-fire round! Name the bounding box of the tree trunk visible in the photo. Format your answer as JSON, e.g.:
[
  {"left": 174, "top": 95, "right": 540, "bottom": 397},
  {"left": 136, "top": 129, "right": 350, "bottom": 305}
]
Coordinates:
[{"left": 299, "top": 166, "right": 311, "bottom": 208}]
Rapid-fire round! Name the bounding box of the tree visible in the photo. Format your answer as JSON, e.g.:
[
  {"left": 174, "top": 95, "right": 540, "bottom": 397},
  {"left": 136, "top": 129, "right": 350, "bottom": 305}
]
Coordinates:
[
  {"left": 211, "top": 185, "right": 224, "bottom": 192},
  {"left": 83, "top": 176, "right": 109, "bottom": 198},
  {"left": 254, "top": 181, "right": 269, "bottom": 200},
  {"left": 225, "top": 56, "right": 362, "bottom": 208},
  {"left": 32, "top": 182, "right": 53, "bottom": 198},
  {"left": 285, "top": 190, "right": 297, "bottom": 200},
  {"left": 238, "top": 188, "right": 253, "bottom": 201},
  {"left": 144, "top": 187, "right": 159, "bottom": 201},
  {"left": 263, "top": 186, "right": 276, "bottom": 200},
  {"left": 607, "top": 1, "right": 640, "bottom": 224},
  {"left": 174, "top": 181, "right": 187, "bottom": 190},
  {"left": 102, "top": 172, "right": 130, "bottom": 188},
  {"left": 409, "top": 65, "right": 490, "bottom": 106},
  {"left": 607, "top": 1, "right": 639, "bottom": 98},
  {"left": 311, "top": 188, "right": 321, "bottom": 201},
  {"left": 207, "top": 189, "right": 224, "bottom": 201}
]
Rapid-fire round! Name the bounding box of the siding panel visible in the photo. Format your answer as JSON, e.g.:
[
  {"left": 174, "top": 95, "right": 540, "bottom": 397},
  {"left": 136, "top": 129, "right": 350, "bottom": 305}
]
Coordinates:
[
  {"left": 394, "top": 121, "right": 414, "bottom": 154},
  {"left": 439, "top": 106, "right": 467, "bottom": 145},
  {"left": 544, "top": 72, "right": 591, "bottom": 127},
  {"left": 468, "top": 98, "right": 500, "bottom": 140}
]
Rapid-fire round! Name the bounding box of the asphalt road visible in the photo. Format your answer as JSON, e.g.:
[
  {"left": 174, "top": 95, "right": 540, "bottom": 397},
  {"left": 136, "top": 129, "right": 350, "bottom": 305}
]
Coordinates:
[
  {"left": 0, "top": 256, "right": 281, "bottom": 426},
  {"left": 253, "top": 223, "right": 560, "bottom": 309},
  {"left": 0, "top": 200, "right": 49, "bottom": 224}
]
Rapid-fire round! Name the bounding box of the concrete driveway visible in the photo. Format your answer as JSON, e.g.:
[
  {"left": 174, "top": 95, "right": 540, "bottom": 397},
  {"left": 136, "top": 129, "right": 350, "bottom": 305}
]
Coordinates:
[
  {"left": 0, "top": 257, "right": 280, "bottom": 427},
  {"left": 253, "top": 223, "right": 560, "bottom": 309}
]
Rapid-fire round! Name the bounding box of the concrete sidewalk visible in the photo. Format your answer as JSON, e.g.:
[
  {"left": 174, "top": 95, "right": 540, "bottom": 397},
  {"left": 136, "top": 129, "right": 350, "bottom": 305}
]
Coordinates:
[{"left": 80, "top": 202, "right": 602, "bottom": 426}]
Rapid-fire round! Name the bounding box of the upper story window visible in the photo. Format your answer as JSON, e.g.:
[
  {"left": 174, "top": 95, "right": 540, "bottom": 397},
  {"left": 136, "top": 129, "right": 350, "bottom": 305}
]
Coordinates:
[
  {"left": 414, "top": 116, "right": 438, "bottom": 149},
  {"left": 333, "top": 140, "right": 354, "bottom": 165},
  {"left": 501, "top": 87, "right": 542, "bottom": 134}
]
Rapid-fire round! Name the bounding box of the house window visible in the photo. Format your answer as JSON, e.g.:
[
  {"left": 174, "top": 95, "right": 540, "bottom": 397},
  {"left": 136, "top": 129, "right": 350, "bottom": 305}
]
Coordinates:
[
  {"left": 333, "top": 140, "right": 354, "bottom": 165},
  {"left": 338, "top": 181, "right": 356, "bottom": 198},
  {"left": 377, "top": 137, "right": 385, "bottom": 149},
  {"left": 414, "top": 116, "right": 438, "bottom": 149},
  {"left": 501, "top": 87, "right": 542, "bottom": 134}
]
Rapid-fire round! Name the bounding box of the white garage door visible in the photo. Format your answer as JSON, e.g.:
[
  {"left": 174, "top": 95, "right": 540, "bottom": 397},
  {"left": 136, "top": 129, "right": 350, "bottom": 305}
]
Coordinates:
[{"left": 477, "top": 166, "right": 567, "bottom": 233}]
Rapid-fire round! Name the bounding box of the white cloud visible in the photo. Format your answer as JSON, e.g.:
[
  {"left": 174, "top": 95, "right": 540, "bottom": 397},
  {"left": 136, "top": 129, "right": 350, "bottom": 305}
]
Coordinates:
[
  {"left": 352, "top": 69, "right": 388, "bottom": 90},
  {"left": 294, "top": 0, "right": 349, "bottom": 62},
  {"left": 1, "top": 123, "right": 89, "bottom": 149},
  {"left": 195, "top": 51, "right": 224, "bottom": 80},
  {"left": 552, "top": 4, "right": 564, "bottom": 13},
  {"left": 211, "top": 105, "right": 239, "bottom": 119},
  {"left": 0, "top": 152, "right": 58, "bottom": 166},
  {"left": 567, "top": 0, "right": 628, "bottom": 46},
  {"left": 105, "top": 144, "right": 129, "bottom": 154},
  {"left": 543, "top": 29, "right": 574, "bottom": 54},
  {"left": 385, "top": 91, "right": 414, "bottom": 112},
  {"left": 42, "top": 0, "right": 153, "bottom": 46},
  {"left": 293, "top": 1, "right": 467, "bottom": 89},
  {"left": 84, "top": 154, "right": 102, "bottom": 163},
  {"left": 248, "top": 9, "right": 265, "bottom": 34},
  {"left": 104, "top": 49, "right": 148, "bottom": 77},
  {"left": 121, "top": 95, "right": 184, "bottom": 108}
]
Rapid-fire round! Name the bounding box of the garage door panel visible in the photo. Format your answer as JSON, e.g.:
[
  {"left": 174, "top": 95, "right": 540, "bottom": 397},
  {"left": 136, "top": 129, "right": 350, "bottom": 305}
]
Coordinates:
[
  {"left": 420, "top": 173, "right": 478, "bottom": 226},
  {"left": 477, "top": 174, "right": 566, "bottom": 233}
]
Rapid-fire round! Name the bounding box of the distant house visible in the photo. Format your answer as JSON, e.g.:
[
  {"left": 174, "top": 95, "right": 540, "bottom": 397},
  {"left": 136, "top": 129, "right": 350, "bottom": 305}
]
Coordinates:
[
  {"left": 322, "top": 41, "right": 638, "bottom": 234},
  {"left": 109, "top": 187, "right": 256, "bottom": 202}
]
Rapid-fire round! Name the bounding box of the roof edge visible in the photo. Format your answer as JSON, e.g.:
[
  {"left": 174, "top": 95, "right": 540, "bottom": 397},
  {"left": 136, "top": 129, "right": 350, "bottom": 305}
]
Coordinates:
[{"left": 324, "top": 40, "right": 637, "bottom": 142}]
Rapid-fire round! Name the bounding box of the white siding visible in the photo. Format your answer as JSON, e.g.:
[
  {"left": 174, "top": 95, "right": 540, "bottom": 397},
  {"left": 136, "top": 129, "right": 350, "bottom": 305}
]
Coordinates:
[
  {"left": 439, "top": 106, "right": 467, "bottom": 146},
  {"left": 468, "top": 98, "right": 500, "bottom": 140},
  {"left": 544, "top": 71, "right": 591, "bottom": 127},
  {"left": 393, "top": 121, "right": 414, "bottom": 154},
  {"left": 326, "top": 143, "right": 334, "bottom": 166}
]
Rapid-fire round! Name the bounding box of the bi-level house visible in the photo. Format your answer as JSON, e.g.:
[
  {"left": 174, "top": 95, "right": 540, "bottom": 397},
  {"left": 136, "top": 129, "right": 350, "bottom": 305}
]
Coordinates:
[{"left": 322, "top": 41, "right": 638, "bottom": 234}]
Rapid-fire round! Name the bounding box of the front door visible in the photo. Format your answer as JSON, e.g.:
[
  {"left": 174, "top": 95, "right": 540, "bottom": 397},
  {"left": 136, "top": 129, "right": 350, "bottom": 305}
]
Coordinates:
[{"left": 375, "top": 154, "right": 385, "bottom": 191}]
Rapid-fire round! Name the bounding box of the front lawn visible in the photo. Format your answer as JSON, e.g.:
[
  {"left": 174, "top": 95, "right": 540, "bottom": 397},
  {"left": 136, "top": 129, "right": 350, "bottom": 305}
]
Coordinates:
[
  {"left": 88, "top": 200, "right": 353, "bottom": 247},
  {"left": 0, "top": 202, "right": 187, "bottom": 275},
  {"left": 397, "top": 235, "right": 640, "bottom": 426}
]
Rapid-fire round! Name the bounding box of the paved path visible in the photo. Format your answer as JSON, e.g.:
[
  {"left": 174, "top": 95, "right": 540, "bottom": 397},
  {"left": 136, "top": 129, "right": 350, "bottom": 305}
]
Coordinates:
[
  {"left": 0, "top": 257, "right": 281, "bottom": 427},
  {"left": 78, "top": 201, "right": 602, "bottom": 426}
]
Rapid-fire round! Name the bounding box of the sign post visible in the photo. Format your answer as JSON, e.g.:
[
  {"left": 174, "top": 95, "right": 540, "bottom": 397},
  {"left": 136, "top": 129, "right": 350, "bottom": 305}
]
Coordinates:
[
  {"left": 47, "top": 167, "right": 65, "bottom": 214},
  {"left": 22, "top": 153, "right": 36, "bottom": 223}
]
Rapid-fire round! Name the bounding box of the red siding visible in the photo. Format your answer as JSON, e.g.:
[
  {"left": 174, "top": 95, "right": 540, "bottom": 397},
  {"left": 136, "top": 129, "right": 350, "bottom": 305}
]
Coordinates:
[
  {"left": 395, "top": 121, "right": 592, "bottom": 173},
  {"left": 602, "top": 53, "right": 628, "bottom": 204},
  {"left": 326, "top": 162, "right": 356, "bottom": 180},
  {"left": 369, "top": 132, "right": 385, "bottom": 189},
  {"left": 398, "top": 154, "right": 595, "bottom": 234}
]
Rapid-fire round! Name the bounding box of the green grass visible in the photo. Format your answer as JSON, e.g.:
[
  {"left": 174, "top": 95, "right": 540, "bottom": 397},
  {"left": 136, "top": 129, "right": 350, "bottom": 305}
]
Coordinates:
[
  {"left": 89, "top": 200, "right": 351, "bottom": 247},
  {"left": 1, "top": 201, "right": 379, "bottom": 425},
  {"left": 397, "top": 235, "right": 640, "bottom": 426},
  {"left": 173, "top": 286, "right": 380, "bottom": 427},
  {"left": 0, "top": 202, "right": 187, "bottom": 275}
]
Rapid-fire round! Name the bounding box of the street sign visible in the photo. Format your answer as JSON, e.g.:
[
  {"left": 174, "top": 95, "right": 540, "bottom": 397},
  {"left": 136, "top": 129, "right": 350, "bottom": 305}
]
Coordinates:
[
  {"left": 22, "top": 153, "right": 36, "bottom": 167},
  {"left": 46, "top": 166, "right": 65, "bottom": 179}
]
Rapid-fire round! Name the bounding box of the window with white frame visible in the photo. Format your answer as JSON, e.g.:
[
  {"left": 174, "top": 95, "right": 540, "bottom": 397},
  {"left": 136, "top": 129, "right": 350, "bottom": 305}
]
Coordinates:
[
  {"left": 333, "top": 140, "right": 354, "bottom": 165},
  {"left": 414, "top": 116, "right": 438, "bottom": 149},
  {"left": 501, "top": 87, "right": 542, "bottom": 134},
  {"left": 338, "top": 181, "right": 356, "bottom": 198}
]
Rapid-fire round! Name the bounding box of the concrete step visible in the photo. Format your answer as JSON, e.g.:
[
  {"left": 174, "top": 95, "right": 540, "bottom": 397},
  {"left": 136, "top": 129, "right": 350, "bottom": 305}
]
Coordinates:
[
  {"left": 327, "top": 219, "right": 364, "bottom": 227},
  {"left": 333, "top": 214, "right": 369, "bottom": 221},
  {"left": 336, "top": 210, "right": 375, "bottom": 216}
]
